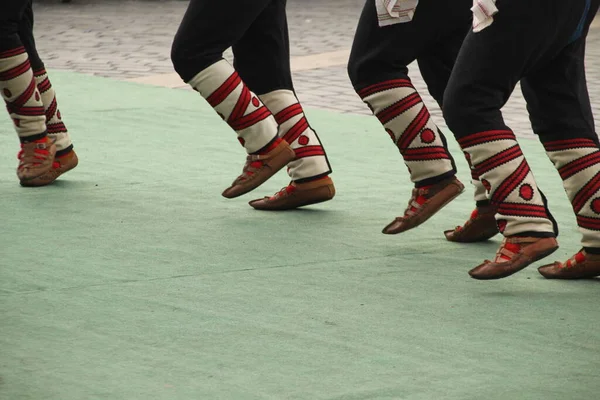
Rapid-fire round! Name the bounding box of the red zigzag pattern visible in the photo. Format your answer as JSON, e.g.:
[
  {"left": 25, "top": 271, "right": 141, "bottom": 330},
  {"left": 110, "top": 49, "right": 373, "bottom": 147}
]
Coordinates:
[
  {"left": 272, "top": 102, "right": 326, "bottom": 160},
  {"left": 402, "top": 146, "right": 450, "bottom": 161},
  {"left": 474, "top": 145, "right": 523, "bottom": 175},
  {"left": 491, "top": 159, "right": 530, "bottom": 204},
  {"left": 577, "top": 215, "right": 600, "bottom": 231},
  {"left": 0, "top": 47, "right": 26, "bottom": 59},
  {"left": 360, "top": 79, "right": 452, "bottom": 163},
  {"left": 544, "top": 138, "right": 598, "bottom": 152},
  {"left": 206, "top": 72, "right": 271, "bottom": 131},
  {"left": 357, "top": 79, "right": 413, "bottom": 98},
  {"left": 558, "top": 151, "right": 600, "bottom": 180},
  {"left": 457, "top": 130, "right": 516, "bottom": 148},
  {"left": 573, "top": 171, "right": 600, "bottom": 214},
  {"left": 498, "top": 202, "right": 548, "bottom": 218},
  {"left": 274, "top": 104, "right": 303, "bottom": 125}
]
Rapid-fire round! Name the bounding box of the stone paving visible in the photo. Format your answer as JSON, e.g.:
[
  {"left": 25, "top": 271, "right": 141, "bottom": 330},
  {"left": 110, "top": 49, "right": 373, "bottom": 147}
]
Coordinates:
[{"left": 33, "top": 0, "right": 600, "bottom": 136}]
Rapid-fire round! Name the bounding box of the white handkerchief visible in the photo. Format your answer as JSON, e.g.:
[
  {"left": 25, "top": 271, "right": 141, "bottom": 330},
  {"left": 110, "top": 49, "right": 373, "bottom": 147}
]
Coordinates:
[
  {"left": 376, "top": 0, "right": 420, "bottom": 27},
  {"left": 471, "top": 0, "right": 499, "bottom": 33}
]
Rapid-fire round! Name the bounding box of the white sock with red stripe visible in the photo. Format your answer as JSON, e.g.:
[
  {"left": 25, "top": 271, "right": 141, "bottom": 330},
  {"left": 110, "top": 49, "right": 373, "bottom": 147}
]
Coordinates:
[
  {"left": 188, "top": 59, "right": 277, "bottom": 154},
  {"left": 259, "top": 89, "right": 331, "bottom": 181},
  {"left": 458, "top": 130, "right": 555, "bottom": 236},
  {"left": 463, "top": 151, "right": 488, "bottom": 204},
  {"left": 0, "top": 46, "right": 47, "bottom": 142},
  {"left": 33, "top": 68, "right": 73, "bottom": 155},
  {"left": 358, "top": 78, "right": 454, "bottom": 184},
  {"left": 544, "top": 138, "right": 600, "bottom": 248}
]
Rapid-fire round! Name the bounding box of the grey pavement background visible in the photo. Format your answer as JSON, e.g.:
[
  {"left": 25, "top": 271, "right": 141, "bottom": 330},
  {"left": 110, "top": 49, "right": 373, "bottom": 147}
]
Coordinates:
[{"left": 33, "top": 0, "right": 600, "bottom": 137}]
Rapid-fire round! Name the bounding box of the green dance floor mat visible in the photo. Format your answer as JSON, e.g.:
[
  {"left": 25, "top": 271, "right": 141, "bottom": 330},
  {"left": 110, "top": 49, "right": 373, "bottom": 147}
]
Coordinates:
[{"left": 1, "top": 71, "right": 599, "bottom": 400}]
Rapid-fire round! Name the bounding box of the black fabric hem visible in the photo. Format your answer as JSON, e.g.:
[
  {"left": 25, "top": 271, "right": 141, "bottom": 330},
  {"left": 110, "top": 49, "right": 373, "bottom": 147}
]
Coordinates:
[
  {"left": 56, "top": 144, "right": 73, "bottom": 157},
  {"left": 584, "top": 246, "right": 600, "bottom": 255},
  {"left": 19, "top": 131, "right": 47, "bottom": 143},
  {"left": 294, "top": 170, "right": 331, "bottom": 184},
  {"left": 415, "top": 170, "right": 456, "bottom": 188},
  {"left": 507, "top": 231, "right": 556, "bottom": 239},
  {"left": 476, "top": 200, "right": 491, "bottom": 208}
]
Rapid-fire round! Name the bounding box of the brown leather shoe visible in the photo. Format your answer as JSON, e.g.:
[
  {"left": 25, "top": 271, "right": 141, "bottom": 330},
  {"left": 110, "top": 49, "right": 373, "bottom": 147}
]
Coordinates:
[
  {"left": 444, "top": 205, "right": 499, "bottom": 242},
  {"left": 382, "top": 176, "right": 465, "bottom": 234},
  {"left": 222, "top": 139, "right": 295, "bottom": 199},
  {"left": 538, "top": 250, "right": 600, "bottom": 279},
  {"left": 249, "top": 176, "right": 335, "bottom": 210},
  {"left": 469, "top": 236, "right": 559, "bottom": 280},
  {"left": 21, "top": 150, "right": 79, "bottom": 187},
  {"left": 17, "top": 137, "right": 57, "bottom": 183}
]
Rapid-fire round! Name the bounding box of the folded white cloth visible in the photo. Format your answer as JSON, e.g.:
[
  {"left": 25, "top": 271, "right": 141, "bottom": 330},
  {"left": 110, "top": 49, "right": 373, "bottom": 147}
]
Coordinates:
[
  {"left": 471, "top": 0, "right": 499, "bottom": 33},
  {"left": 376, "top": 0, "right": 419, "bottom": 27}
]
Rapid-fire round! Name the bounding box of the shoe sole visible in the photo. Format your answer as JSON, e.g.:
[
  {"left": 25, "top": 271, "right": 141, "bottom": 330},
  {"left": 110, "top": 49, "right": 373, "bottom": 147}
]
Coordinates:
[
  {"left": 222, "top": 144, "right": 295, "bottom": 199},
  {"left": 538, "top": 262, "right": 600, "bottom": 279},
  {"left": 444, "top": 224, "right": 499, "bottom": 243},
  {"left": 18, "top": 143, "right": 57, "bottom": 183},
  {"left": 470, "top": 245, "right": 559, "bottom": 280},
  {"left": 383, "top": 181, "right": 465, "bottom": 234},
  {"left": 20, "top": 154, "right": 78, "bottom": 187},
  {"left": 250, "top": 189, "right": 335, "bottom": 211}
]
